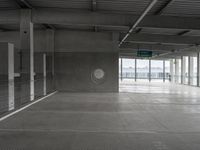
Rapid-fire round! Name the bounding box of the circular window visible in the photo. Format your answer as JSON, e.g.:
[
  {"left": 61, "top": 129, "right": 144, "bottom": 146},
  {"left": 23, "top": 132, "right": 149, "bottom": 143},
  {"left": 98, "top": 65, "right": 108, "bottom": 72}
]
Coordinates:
[
  {"left": 91, "top": 68, "right": 105, "bottom": 84},
  {"left": 94, "top": 69, "right": 105, "bottom": 79}
]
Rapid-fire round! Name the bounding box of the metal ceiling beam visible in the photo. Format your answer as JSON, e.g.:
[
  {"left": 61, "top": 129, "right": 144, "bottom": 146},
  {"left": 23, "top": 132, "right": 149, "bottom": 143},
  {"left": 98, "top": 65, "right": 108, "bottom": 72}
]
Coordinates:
[
  {"left": 0, "top": 28, "right": 11, "bottom": 32},
  {"left": 152, "top": 45, "right": 200, "bottom": 59},
  {"left": 32, "top": 9, "right": 200, "bottom": 31},
  {"left": 91, "top": 0, "right": 97, "bottom": 32},
  {"left": 120, "top": 42, "right": 190, "bottom": 52},
  {"left": 177, "top": 30, "right": 191, "bottom": 36},
  {"left": 13, "top": 0, "right": 33, "bottom": 8},
  {"left": 12, "top": 1, "right": 55, "bottom": 30},
  {"left": 124, "top": 33, "right": 200, "bottom": 45},
  {"left": 119, "top": 0, "right": 158, "bottom": 46},
  {"left": 2, "top": 9, "right": 200, "bottom": 31},
  {"left": 154, "top": 0, "right": 173, "bottom": 15},
  {"left": 92, "top": 0, "right": 97, "bottom": 11}
]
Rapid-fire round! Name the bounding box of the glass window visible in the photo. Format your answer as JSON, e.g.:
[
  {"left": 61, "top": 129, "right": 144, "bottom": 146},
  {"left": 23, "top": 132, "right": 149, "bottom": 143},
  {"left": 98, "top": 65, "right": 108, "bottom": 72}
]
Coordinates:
[
  {"left": 122, "top": 58, "right": 135, "bottom": 82},
  {"left": 137, "top": 59, "right": 149, "bottom": 82},
  {"left": 151, "top": 60, "right": 164, "bottom": 82},
  {"left": 165, "top": 60, "right": 170, "bottom": 82}
]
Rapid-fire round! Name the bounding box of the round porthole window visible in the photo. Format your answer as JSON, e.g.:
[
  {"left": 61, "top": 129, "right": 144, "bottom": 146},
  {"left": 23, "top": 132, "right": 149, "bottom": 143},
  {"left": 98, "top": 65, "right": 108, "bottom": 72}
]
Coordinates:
[
  {"left": 91, "top": 68, "right": 105, "bottom": 84},
  {"left": 94, "top": 69, "right": 105, "bottom": 79}
]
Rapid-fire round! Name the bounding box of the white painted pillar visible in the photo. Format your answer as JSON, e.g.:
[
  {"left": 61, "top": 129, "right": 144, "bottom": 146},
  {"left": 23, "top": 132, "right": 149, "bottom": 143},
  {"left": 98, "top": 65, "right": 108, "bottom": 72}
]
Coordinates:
[
  {"left": 170, "top": 59, "right": 174, "bottom": 83},
  {"left": 43, "top": 54, "right": 47, "bottom": 96},
  {"left": 8, "top": 43, "right": 15, "bottom": 111},
  {"left": 0, "top": 43, "right": 15, "bottom": 111},
  {"left": 183, "top": 57, "right": 186, "bottom": 84},
  {"left": 135, "top": 59, "right": 137, "bottom": 82},
  {"left": 197, "top": 52, "right": 200, "bottom": 87},
  {"left": 175, "top": 59, "right": 179, "bottom": 83},
  {"left": 149, "top": 59, "right": 151, "bottom": 82},
  {"left": 163, "top": 60, "right": 165, "bottom": 82},
  {"left": 181, "top": 56, "right": 184, "bottom": 84},
  {"left": 189, "top": 57, "right": 194, "bottom": 85},
  {"left": 121, "top": 58, "right": 123, "bottom": 81},
  {"left": 20, "top": 9, "right": 34, "bottom": 101}
]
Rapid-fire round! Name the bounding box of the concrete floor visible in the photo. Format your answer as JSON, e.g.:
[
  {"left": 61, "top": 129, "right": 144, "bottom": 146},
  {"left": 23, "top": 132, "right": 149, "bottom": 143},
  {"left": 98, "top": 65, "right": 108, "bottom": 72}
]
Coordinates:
[{"left": 1, "top": 83, "right": 200, "bottom": 149}]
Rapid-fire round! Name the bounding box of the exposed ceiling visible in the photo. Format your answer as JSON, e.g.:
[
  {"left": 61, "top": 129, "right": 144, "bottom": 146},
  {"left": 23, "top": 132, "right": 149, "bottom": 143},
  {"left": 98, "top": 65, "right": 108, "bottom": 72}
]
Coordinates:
[{"left": 1, "top": 0, "right": 200, "bottom": 59}]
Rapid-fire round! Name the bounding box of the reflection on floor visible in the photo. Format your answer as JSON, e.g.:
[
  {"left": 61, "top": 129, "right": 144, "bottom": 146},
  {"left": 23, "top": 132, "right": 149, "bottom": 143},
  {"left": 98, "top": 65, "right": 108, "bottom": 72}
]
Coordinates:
[{"left": 0, "top": 82, "right": 200, "bottom": 149}]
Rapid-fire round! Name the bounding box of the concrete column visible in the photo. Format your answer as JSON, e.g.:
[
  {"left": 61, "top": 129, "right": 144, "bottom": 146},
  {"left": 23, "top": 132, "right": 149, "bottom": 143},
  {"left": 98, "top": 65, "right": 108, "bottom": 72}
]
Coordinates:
[
  {"left": 175, "top": 59, "right": 179, "bottom": 83},
  {"left": 43, "top": 54, "right": 47, "bottom": 96},
  {"left": 0, "top": 43, "right": 15, "bottom": 111},
  {"left": 8, "top": 43, "right": 15, "bottom": 111},
  {"left": 149, "top": 59, "right": 151, "bottom": 82},
  {"left": 121, "top": 58, "right": 123, "bottom": 81},
  {"left": 170, "top": 59, "right": 174, "bottom": 83},
  {"left": 135, "top": 59, "right": 137, "bottom": 82},
  {"left": 182, "top": 57, "right": 186, "bottom": 84},
  {"left": 189, "top": 57, "right": 194, "bottom": 85},
  {"left": 181, "top": 56, "right": 184, "bottom": 84},
  {"left": 197, "top": 52, "right": 200, "bottom": 87},
  {"left": 163, "top": 60, "right": 165, "bottom": 82},
  {"left": 20, "top": 9, "right": 34, "bottom": 101},
  {"left": 46, "top": 29, "right": 55, "bottom": 76}
]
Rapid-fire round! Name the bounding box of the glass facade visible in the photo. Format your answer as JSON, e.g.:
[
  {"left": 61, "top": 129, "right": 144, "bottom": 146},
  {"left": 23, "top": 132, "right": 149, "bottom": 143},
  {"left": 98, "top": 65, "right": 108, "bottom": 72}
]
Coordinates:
[
  {"left": 119, "top": 58, "right": 171, "bottom": 83},
  {"left": 151, "top": 60, "right": 164, "bottom": 82},
  {"left": 119, "top": 56, "right": 200, "bottom": 86},
  {"left": 119, "top": 55, "right": 200, "bottom": 87},
  {"left": 137, "top": 59, "right": 149, "bottom": 82}
]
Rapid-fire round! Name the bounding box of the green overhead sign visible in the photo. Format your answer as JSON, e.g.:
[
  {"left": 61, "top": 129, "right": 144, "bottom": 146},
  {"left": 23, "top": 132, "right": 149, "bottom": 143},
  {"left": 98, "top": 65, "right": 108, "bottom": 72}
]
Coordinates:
[{"left": 137, "top": 51, "right": 153, "bottom": 58}]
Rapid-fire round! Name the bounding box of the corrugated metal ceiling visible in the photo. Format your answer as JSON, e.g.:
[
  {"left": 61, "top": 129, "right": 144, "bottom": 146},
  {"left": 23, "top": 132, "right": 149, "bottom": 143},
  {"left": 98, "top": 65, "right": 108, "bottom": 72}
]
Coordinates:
[
  {"left": 162, "top": 0, "right": 200, "bottom": 17},
  {"left": 1, "top": 0, "right": 200, "bottom": 17},
  {"left": 28, "top": 0, "right": 91, "bottom": 10},
  {"left": 0, "top": 0, "right": 17, "bottom": 9},
  {"left": 1, "top": 0, "right": 200, "bottom": 36}
]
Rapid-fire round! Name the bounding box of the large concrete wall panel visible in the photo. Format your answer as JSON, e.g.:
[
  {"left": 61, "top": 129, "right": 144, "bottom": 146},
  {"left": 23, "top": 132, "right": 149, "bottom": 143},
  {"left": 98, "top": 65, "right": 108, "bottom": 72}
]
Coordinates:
[
  {"left": 55, "top": 30, "right": 118, "bottom": 52},
  {"left": 0, "top": 31, "right": 46, "bottom": 52},
  {"left": 55, "top": 52, "right": 119, "bottom": 92}
]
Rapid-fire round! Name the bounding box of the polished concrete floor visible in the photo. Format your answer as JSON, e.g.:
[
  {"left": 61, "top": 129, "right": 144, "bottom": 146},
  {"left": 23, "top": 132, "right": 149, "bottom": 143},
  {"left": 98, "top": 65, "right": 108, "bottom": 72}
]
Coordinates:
[{"left": 1, "top": 82, "right": 200, "bottom": 149}]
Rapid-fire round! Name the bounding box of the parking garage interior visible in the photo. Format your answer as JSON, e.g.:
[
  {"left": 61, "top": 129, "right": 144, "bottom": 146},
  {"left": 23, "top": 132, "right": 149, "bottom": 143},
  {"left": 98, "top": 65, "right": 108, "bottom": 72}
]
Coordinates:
[{"left": 1, "top": 0, "right": 200, "bottom": 149}]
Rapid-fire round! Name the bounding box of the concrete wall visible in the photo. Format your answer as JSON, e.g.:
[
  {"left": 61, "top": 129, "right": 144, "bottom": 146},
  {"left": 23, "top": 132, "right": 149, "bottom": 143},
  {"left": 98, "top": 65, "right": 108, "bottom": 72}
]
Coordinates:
[
  {"left": 55, "top": 30, "right": 119, "bottom": 92},
  {"left": 55, "top": 52, "right": 118, "bottom": 92},
  {"left": 0, "top": 30, "right": 119, "bottom": 93},
  {"left": 55, "top": 30, "right": 119, "bottom": 52}
]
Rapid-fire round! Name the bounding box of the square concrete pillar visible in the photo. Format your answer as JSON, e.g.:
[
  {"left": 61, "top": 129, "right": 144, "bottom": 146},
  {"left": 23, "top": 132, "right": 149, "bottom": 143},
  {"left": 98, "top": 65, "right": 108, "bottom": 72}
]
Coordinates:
[
  {"left": 0, "top": 43, "right": 15, "bottom": 112},
  {"left": 170, "top": 59, "right": 174, "bottom": 83},
  {"left": 175, "top": 59, "right": 179, "bottom": 83},
  {"left": 163, "top": 60, "right": 165, "bottom": 82},
  {"left": 181, "top": 56, "right": 184, "bottom": 84},
  {"left": 43, "top": 54, "right": 47, "bottom": 96},
  {"left": 197, "top": 53, "right": 200, "bottom": 87},
  {"left": 135, "top": 59, "right": 137, "bottom": 82},
  {"left": 45, "top": 29, "right": 55, "bottom": 93},
  {"left": 189, "top": 57, "right": 194, "bottom": 85},
  {"left": 149, "top": 59, "right": 151, "bottom": 82},
  {"left": 20, "top": 9, "right": 34, "bottom": 102}
]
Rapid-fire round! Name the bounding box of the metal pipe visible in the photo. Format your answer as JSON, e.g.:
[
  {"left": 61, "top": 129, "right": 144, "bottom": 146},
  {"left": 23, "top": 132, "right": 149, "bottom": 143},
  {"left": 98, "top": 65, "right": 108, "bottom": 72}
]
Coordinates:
[{"left": 119, "top": 0, "right": 158, "bottom": 46}]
